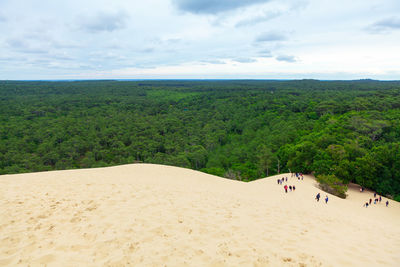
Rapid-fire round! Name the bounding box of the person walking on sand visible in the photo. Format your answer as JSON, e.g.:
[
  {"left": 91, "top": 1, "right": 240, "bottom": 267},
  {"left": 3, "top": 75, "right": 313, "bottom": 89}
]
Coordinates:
[
  {"left": 325, "top": 195, "right": 328, "bottom": 204},
  {"left": 293, "top": 185, "right": 296, "bottom": 191},
  {"left": 289, "top": 185, "right": 292, "bottom": 191},
  {"left": 364, "top": 202, "right": 369, "bottom": 208},
  {"left": 369, "top": 198, "right": 372, "bottom": 205},
  {"left": 379, "top": 196, "right": 382, "bottom": 203},
  {"left": 386, "top": 200, "right": 389, "bottom": 207},
  {"left": 284, "top": 185, "right": 288, "bottom": 193},
  {"left": 316, "top": 193, "right": 320, "bottom": 202}
]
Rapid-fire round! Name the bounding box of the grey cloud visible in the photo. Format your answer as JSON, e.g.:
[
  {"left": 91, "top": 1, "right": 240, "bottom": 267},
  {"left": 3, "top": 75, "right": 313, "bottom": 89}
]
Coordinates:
[
  {"left": 289, "top": 1, "right": 309, "bottom": 12},
  {"left": 367, "top": 17, "right": 400, "bottom": 33},
  {"left": 276, "top": 55, "right": 296, "bottom": 62},
  {"left": 236, "top": 11, "right": 282, "bottom": 27},
  {"left": 200, "top": 59, "right": 225, "bottom": 64},
  {"left": 79, "top": 10, "right": 129, "bottom": 33},
  {"left": 164, "top": 38, "right": 182, "bottom": 44},
  {"left": 147, "top": 37, "right": 182, "bottom": 48},
  {"left": 233, "top": 57, "right": 257, "bottom": 63},
  {"left": 258, "top": 49, "right": 272, "bottom": 57},
  {"left": 6, "top": 38, "right": 48, "bottom": 54},
  {"left": 0, "top": 56, "right": 21, "bottom": 62},
  {"left": 172, "top": 0, "right": 269, "bottom": 14},
  {"left": 52, "top": 41, "right": 82, "bottom": 49},
  {"left": 255, "top": 32, "right": 286, "bottom": 42},
  {"left": 7, "top": 38, "right": 25, "bottom": 48},
  {"left": 6, "top": 28, "right": 81, "bottom": 53},
  {"left": 50, "top": 53, "right": 75, "bottom": 61},
  {"left": 30, "top": 60, "right": 92, "bottom": 70},
  {"left": 141, "top": 47, "right": 155, "bottom": 53}
]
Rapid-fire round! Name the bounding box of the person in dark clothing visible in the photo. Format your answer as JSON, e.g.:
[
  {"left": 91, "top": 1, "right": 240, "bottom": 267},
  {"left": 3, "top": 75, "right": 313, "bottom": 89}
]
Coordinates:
[
  {"left": 386, "top": 200, "right": 389, "bottom": 207},
  {"left": 364, "top": 202, "right": 369, "bottom": 208},
  {"left": 293, "top": 185, "right": 296, "bottom": 191},
  {"left": 379, "top": 196, "right": 382, "bottom": 202},
  {"left": 374, "top": 193, "right": 377, "bottom": 198},
  {"left": 325, "top": 195, "right": 328, "bottom": 203},
  {"left": 316, "top": 193, "right": 320, "bottom": 202},
  {"left": 369, "top": 198, "right": 372, "bottom": 205},
  {"left": 289, "top": 185, "right": 292, "bottom": 191}
]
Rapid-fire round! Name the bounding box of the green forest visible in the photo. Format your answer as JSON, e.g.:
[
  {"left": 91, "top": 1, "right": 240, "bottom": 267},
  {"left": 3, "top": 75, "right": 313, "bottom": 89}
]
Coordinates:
[{"left": 1, "top": 80, "right": 400, "bottom": 200}]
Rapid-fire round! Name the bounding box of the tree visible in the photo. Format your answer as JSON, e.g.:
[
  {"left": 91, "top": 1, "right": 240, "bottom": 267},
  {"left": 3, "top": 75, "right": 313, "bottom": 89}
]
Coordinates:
[{"left": 257, "top": 145, "right": 274, "bottom": 177}]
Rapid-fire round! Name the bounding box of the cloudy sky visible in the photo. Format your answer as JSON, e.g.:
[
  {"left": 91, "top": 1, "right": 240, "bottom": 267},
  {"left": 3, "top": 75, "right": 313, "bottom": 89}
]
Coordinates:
[{"left": 0, "top": 0, "right": 399, "bottom": 80}]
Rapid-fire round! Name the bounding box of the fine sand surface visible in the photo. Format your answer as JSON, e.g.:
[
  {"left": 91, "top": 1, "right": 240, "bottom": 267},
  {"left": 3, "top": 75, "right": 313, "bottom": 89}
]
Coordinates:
[{"left": 1, "top": 164, "right": 399, "bottom": 266}]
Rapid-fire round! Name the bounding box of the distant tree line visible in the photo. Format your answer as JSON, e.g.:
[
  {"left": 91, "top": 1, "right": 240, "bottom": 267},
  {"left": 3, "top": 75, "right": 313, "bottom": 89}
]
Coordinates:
[{"left": 0, "top": 80, "right": 399, "bottom": 201}]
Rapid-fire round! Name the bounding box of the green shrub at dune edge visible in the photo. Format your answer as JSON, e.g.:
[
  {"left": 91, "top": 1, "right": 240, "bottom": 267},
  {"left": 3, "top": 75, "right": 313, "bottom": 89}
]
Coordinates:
[
  {"left": 316, "top": 174, "right": 348, "bottom": 199},
  {"left": 0, "top": 80, "right": 400, "bottom": 201}
]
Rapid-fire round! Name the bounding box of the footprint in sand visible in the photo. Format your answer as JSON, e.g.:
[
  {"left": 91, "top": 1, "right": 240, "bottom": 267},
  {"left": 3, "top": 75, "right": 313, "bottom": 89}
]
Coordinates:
[
  {"left": 85, "top": 204, "right": 98, "bottom": 211},
  {"left": 70, "top": 216, "right": 81, "bottom": 223},
  {"left": 37, "top": 254, "right": 55, "bottom": 264},
  {"left": 282, "top": 257, "right": 293, "bottom": 262},
  {"left": 254, "top": 256, "right": 270, "bottom": 266}
]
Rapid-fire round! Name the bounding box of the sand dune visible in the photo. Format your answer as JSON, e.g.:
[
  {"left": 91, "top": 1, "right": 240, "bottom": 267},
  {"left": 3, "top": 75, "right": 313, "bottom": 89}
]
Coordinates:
[{"left": 1, "top": 164, "right": 399, "bottom": 266}]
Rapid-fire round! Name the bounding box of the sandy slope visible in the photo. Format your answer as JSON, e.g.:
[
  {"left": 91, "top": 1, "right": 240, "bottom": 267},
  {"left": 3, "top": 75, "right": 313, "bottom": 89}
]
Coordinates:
[{"left": 1, "top": 164, "right": 399, "bottom": 266}]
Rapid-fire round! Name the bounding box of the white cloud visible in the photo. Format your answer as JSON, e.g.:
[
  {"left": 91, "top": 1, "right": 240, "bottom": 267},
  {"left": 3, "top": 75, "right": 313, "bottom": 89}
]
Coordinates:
[
  {"left": 78, "top": 10, "right": 129, "bottom": 33},
  {"left": 0, "top": 0, "right": 399, "bottom": 80}
]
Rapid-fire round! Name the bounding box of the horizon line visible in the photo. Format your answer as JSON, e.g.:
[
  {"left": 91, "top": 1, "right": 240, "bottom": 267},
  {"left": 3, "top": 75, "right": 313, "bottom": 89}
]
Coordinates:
[{"left": 1, "top": 78, "right": 400, "bottom": 82}]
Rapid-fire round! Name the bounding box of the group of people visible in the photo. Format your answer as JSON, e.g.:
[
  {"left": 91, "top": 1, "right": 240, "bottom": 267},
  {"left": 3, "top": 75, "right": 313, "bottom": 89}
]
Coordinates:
[
  {"left": 363, "top": 192, "right": 389, "bottom": 208},
  {"left": 278, "top": 177, "right": 392, "bottom": 208},
  {"left": 277, "top": 177, "right": 298, "bottom": 193},
  {"left": 291, "top": 172, "right": 304, "bottom": 180},
  {"left": 315, "top": 192, "right": 329, "bottom": 203},
  {"left": 280, "top": 176, "right": 329, "bottom": 203},
  {"left": 283, "top": 184, "right": 296, "bottom": 193},
  {"left": 277, "top": 177, "right": 288, "bottom": 185}
]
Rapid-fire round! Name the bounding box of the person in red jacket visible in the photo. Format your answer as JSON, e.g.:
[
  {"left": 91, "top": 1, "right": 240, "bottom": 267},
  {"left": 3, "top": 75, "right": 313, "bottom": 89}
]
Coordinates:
[{"left": 284, "top": 185, "right": 288, "bottom": 193}]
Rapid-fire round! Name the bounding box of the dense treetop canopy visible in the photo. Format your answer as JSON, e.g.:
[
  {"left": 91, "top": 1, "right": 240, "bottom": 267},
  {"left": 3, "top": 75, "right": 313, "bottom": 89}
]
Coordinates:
[{"left": 1, "top": 80, "right": 399, "bottom": 200}]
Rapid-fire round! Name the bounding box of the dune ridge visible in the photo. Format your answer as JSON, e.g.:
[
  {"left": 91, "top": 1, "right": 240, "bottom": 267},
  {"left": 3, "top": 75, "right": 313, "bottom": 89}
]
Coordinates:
[{"left": 1, "top": 164, "right": 399, "bottom": 266}]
